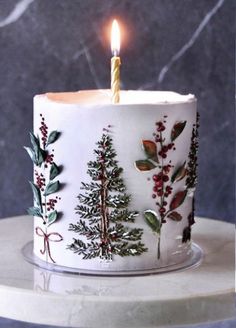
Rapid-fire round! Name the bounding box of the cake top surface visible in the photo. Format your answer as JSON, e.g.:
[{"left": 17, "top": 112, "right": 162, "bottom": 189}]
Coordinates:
[{"left": 35, "top": 90, "right": 196, "bottom": 106}]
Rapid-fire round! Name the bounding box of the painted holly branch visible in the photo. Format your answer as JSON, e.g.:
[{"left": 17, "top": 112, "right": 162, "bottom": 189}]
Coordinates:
[
  {"left": 135, "top": 117, "right": 188, "bottom": 259},
  {"left": 68, "top": 131, "right": 147, "bottom": 261},
  {"left": 24, "top": 114, "right": 62, "bottom": 263}
]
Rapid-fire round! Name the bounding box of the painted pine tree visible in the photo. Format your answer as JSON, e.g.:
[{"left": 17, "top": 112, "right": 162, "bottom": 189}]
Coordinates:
[{"left": 68, "top": 131, "right": 147, "bottom": 261}]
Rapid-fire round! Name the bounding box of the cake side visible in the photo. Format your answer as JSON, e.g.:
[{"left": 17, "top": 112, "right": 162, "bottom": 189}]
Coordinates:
[{"left": 26, "top": 90, "right": 198, "bottom": 272}]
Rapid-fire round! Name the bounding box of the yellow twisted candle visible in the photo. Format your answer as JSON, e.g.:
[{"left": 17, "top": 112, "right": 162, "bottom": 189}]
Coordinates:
[
  {"left": 111, "top": 20, "right": 121, "bottom": 104},
  {"left": 111, "top": 56, "right": 121, "bottom": 104}
]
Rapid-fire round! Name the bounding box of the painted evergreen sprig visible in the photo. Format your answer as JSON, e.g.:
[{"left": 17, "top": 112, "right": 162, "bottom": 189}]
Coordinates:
[
  {"left": 182, "top": 113, "right": 200, "bottom": 243},
  {"left": 135, "top": 117, "right": 188, "bottom": 259},
  {"left": 25, "top": 114, "right": 63, "bottom": 263},
  {"left": 186, "top": 112, "right": 200, "bottom": 192},
  {"left": 182, "top": 198, "right": 196, "bottom": 243},
  {"left": 68, "top": 131, "right": 147, "bottom": 261}
]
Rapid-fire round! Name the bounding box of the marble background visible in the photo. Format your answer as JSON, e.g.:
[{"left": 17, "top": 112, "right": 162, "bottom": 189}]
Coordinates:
[
  {"left": 0, "top": 0, "right": 234, "bottom": 224},
  {"left": 0, "top": 0, "right": 234, "bottom": 327}
]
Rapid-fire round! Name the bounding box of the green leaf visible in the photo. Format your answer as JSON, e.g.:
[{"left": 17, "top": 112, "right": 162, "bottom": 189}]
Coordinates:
[
  {"left": 47, "top": 210, "right": 58, "bottom": 226},
  {"left": 50, "top": 163, "right": 60, "bottom": 180},
  {"left": 28, "top": 132, "right": 45, "bottom": 166},
  {"left": 37, "top": 148, "right": 45, "bottom": 166},
  {"left": 27, "top": 206, "right": 43, "bottom": 218},
  {"left": 142, "top": 140, "right": 158, "bottom": 162},
  {"left": 135, "top": 160, "right": 157, "bottom": 171},
  {"left": 24, "top": 147, "right": 35, "bottom": 162},
  {"left": 46, "top": 131, "right": 60, "bottom": 146},
  {"left": 167, "top": 211, "right": 182, "bottom": 221},
  {"left": 44, "top": 180, "right": 60, "bottom": 196},
  {"left": 171, "top": 121, "right": 187, "bottom": 142},
  {"left": 170, "top": 190, "right": 187, "bottom": 211},
  {"left": 171, "top": 162, "right": 187, "bottom": 183},
  {"left": 144, "top": 210, "right": 160, "bottom": 233},
  {"left": 29, "top": 181, "right": 42, "bottom": 210},
  {"left": 30, "top": 132, "right": 40, "bottom": 152}
]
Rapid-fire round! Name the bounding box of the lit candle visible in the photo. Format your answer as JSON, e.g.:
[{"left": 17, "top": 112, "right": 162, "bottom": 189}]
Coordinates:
[{"left": 111, "top": 20, "right": 121, "bottom": 104}]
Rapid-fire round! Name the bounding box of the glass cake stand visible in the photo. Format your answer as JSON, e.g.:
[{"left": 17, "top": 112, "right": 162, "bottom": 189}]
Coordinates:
[
  {"left": 0, "top": 215, "right": 234, "bottom": 328},
  {"left": 22, "top": 240, "right": 203, "bottom": 277}
]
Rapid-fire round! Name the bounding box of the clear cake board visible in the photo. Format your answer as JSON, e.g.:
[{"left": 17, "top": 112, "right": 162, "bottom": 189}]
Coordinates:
[{"left": 22, "top": 241, "right": 203, "bottom": 277}]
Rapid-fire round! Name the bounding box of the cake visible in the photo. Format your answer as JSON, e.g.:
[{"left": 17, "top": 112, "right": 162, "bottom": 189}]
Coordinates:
[{"left": 25, "top": 90, "right": 198, "bottom": 274}]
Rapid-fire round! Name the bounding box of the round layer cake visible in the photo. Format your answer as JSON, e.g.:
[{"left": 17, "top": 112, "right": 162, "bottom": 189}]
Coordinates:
[{"left": 28, "top": 90, "right": 198, "bottom": 273}]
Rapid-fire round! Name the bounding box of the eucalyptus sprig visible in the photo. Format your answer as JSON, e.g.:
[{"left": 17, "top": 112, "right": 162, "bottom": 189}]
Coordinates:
[{"left": 25, "top": 115, "right": 62, "bottom": 227}]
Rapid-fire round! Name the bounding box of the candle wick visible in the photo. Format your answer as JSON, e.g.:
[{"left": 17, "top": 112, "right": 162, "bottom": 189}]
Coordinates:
[{"left": 113, "top": 50, "right": 119, "bottom": 57}]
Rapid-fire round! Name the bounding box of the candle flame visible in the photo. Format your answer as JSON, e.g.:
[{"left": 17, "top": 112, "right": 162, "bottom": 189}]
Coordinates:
[{"left": 111, "top": 19, "right": 120, "bottom": 56}]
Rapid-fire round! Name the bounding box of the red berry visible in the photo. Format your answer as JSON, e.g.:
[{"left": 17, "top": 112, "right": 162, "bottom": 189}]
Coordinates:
[
  {"left": 163, "top": 175, "right": 169, "bottom": 182},
  {"left": 156, "top": 181, "right": 163, "bottom": 188},
  {"left": 153, "top": 175, "right": 158, "bottom": 181},
  {"left": 157, "top": 125, "right": 165, "bottom": 132}
]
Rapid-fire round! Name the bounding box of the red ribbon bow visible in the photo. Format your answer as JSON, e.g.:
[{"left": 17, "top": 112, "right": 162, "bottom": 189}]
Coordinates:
[{"left": 36, "top": 227, "right": 63, "bottom": 263}]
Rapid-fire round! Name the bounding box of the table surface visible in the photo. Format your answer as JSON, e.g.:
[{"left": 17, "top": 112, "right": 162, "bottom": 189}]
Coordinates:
[{"left": 0, "top": 216, "right": 234, "bottom": 328}]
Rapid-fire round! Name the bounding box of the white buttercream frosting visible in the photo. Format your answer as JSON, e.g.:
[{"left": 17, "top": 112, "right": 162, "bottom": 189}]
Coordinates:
[{"left": 36, "top": 90, "right": 196, "bottom": 106}]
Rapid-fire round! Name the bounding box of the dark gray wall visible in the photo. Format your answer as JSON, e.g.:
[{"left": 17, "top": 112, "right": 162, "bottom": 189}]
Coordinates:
[{"left": 0, "top": 0, "right": 234, "bottom": 224}]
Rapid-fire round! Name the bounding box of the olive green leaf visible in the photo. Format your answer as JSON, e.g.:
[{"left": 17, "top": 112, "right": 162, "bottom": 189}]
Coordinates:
[
  {"left": 46, "top": 131, "right": 60, "bottom": 147},
  {"left": 167, "top": 211, "right": 182, "bottom": 221},
  {"left": 135, "top": 160, "right": 157, "bottom": 171},
  {"left": 47, "top": 210, "right": 58, "bottom": 226},
  {"left": 50, "top": 163, "right": 60, "bottom": 180},
  {"left": 171, "top": 121, "right": 187, "bottom": 142},
  {"left": 144, "top": 210, "right": 161, "bottom": 233},
  {"left": 170, "top": 190, "right": 187, "bottom": 211},
  {"left": 171, "top": 162, "right": 187, "bottom": 183},
  {"left": 142, "top": 140, "right": 159, "bottom": 163},
  {"left": 29, "top": 181, "right": 42, "bottom": 211},
  {"left": 44, "top": 180, "right": 60, "bottom": 196},
  {"left": 27, "top": 206, "right": 43, "bottom": 218}
]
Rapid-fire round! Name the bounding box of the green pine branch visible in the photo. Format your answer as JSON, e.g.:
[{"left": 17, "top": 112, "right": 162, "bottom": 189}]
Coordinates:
[
  {"left": 81, "top": 182, "right": 101, "bottom": 192},
  {"left": 78, "top": 193, "right": 100, "bottom": 206},
  {"left": 75, "top": 204, "right": 100, "bottom": 220},
  {"left": 112, "top": 241, "right": 147, "bottom": 257},
  {"left": 67, "top": 239, "right": 101, "bottom": 259},
  {"left": 69, "top": 220, "right": 100, "bottom": 240},
  {"left": 109, "top": 209, "right": 139, "bottom": 222},
  {"left": 109, "top": 223, "right": 143, "bottom": 241},
  {"left": 106, "top": 194, "right": 131, "bottom": 208}
]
